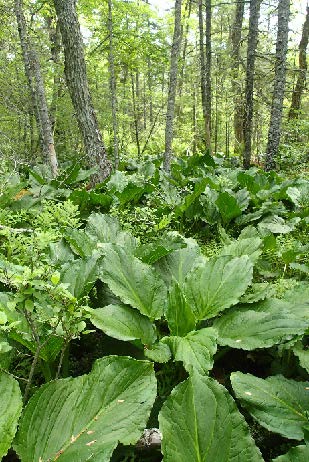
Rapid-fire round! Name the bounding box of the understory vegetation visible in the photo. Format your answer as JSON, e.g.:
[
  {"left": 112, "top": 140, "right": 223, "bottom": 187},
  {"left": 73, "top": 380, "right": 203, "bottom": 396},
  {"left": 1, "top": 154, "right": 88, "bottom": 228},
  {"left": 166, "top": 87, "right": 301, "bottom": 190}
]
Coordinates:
[{"left": 0, "top": 155, "right": 308, "bottom": 461}]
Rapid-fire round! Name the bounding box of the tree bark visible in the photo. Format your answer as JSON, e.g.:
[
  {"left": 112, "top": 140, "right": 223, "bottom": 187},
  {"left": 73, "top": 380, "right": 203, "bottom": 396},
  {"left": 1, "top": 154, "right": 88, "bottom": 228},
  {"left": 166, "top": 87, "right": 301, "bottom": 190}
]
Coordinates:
[
  {"left": 205, "top": 0, "right": 212, "bottom": 153},
  {"left": 288, "top": 6, "right": 309, "bottom": 120},
  {"left": 131, "top": 73, "right": 141, "bottom": 159},
  {"left": 198, "top": 0, "right": 211, "bottom": 153},
  {"left": 107, "top": 0, "right": 119, "bottom": 169},
  {"left": 177, "top": 0, "right": 192, "bottom": 114},
  {"left": 230, "top": 0, "right": 245, "bottom": 156},
  {"left": 164, "top": 0, "right": 182, "bottom": 172},
  {"left": 45, "top": 16, "right": 62, "bottom": 132},
  {"left": 265, "top": 0, "right": 290, "bottom": 171},
  {"left": 53, "top": 0, "right": 111, "bottom": 182},
  {"left": 14, "top": 0, "right": 58, "bottom": 177},
  {"left": 243, "top": 0, "right": 262, "bottom": 169}
]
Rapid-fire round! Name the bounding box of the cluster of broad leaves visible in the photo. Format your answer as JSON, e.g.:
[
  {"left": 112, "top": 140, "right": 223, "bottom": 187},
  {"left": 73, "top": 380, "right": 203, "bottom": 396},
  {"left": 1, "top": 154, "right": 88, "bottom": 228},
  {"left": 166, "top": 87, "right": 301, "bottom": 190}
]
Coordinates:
[
  {"left": 1, "top": 211, "right": 308, "bottom": 460},
  {"left": 0, "top": 159, "right": 308, "bottom": 461}
]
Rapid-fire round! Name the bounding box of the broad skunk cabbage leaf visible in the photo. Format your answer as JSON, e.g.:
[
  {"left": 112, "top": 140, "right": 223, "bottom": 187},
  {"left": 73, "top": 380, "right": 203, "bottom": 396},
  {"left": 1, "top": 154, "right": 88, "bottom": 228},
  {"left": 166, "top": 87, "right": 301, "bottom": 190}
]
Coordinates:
[
  {"left": 0, "top": 373, "right": 22, "bottom": 459},
  {"left": 231, "top": 373, "right": 309, "bottom": 440},
  {"left": 159, "top": 373, "right": 263, "bottom": 461},
  {"left": 184, "top": 255, "right": 253, "bottom": 320},
  {"left": 99, "top": 244, "right": 167, "bottom": 319},
  {"left": 214, "top": 298, "right": 309, "bottom": 350},
  {"left": 88, "top": 304, "right": 156, "bottom": 345},
  {"left": 165, "top": 328, "right": 217, "bottom": 375},
  {"left": 14, "top": 356, "right": 156, "bottom": 462},
  {"left": 272, "top": 446, "right": 309, "bottom": 462}
]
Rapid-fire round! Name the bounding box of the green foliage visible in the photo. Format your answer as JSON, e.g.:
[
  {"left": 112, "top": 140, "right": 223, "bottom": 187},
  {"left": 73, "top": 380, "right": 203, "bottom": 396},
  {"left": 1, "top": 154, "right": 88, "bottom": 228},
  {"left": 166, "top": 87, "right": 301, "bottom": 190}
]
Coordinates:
[
  {"left": 0, "top": 373, "right": 23, "bottom": 459},
  {"left": 272, "top": 445, "right": 309, "bottom": 462},
  {"left": 1, "top": 161, "right": 309, "bottom": 461},
  {"left": 184, "top": 255, "right": 253, "bottom": 320},
  {"left": 14, "top": 356, "right": 156, "bottom": 461},
  {"left": 231, "top": 373, "right": 309, "bottom": 440},
  {"left": 87, "top": 304, "right": 156, "bottom": 345},
  {"left": 159, "top": 374, "right": 263, "bottom": 462}
]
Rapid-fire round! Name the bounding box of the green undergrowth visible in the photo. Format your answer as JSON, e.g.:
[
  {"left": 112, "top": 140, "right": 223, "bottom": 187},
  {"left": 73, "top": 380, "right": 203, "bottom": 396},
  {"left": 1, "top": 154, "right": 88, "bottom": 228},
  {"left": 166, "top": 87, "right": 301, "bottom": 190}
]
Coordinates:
[{"left": 0, "top": 157, "right": 308, "bottom": 462}]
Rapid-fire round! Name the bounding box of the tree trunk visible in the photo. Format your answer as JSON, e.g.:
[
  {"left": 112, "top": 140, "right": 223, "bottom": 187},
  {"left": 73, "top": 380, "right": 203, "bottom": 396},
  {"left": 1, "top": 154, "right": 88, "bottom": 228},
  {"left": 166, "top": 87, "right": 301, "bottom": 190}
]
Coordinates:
[
  {"left": 288, "top": 6, "right": 309, "bottom": 120},
  {"left": 53, "top": 0, "right": 111, "bottom": 182},
  {"left": 198, "top": 0, "right": 211, "bottom": 153},
  {"left": 164, "top": 0, "right": 182, "bottom": 172},
  {"left": 265, "top": 0, "right": 290, "bottom": 171},
  {"left": 205, "top": 0, "right": 212, "bottom": 153},
  {"left": 243, "top": 0, "right": 262, "bottom": 169},
  {"left": 177, "top": 0, "right": 192, "bottom": 115},
  {"left": 230, "top": 0, "right": 245, "bottom": 156},
  {"left": 131, "top": 73, "right": 141, "bottom": 159},
  {"left": 107, "top": 0, "right": 119, "bottom": 169},
  {"left": 45, "top": 16, "right": 62, "bottom": 132},
  {"left": 14, "top": 0, "right": 58, "bottom": 177}
]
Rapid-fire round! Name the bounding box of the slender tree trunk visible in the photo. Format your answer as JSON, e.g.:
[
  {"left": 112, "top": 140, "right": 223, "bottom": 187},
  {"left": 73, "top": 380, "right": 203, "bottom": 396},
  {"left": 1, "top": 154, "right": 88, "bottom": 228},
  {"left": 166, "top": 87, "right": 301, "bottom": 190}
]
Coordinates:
[
  {"left": 164, "top": 0, "right": 182, "bottom": 172},
  {"left": 177, "top": 0, "right": 192, "bottom": 114},
  {"left": 198, "top": 0, "right": 211, "bottom": 152},
  {"left": 243, "top": 0, "right": 262, "bottom": 169},
  {"left": 205, "top": 0, "right": 212, "bottom": 152},
  {"left": 53, "top": 0, "right": 111, "bottom": 182},
  {"left": 107, "top": 0, "right": 119, "bottom": 169},
  {"left": 131, "top": 74, "right": 141, "bottom": 159},
  {"left": 265, "top": 0, "right": 290, "bottom": 171},
  {"left": 45, "top": 16, "right": 62, "bottom": 132},
  {"left": 230, "top": 0, "right": 245, "bottom": 156},
  {"left": 192, "top": 82, "right": 197, "bottom": 154},
  {"left": 14, "top": 0, "right": 58, "bottom": 177},
  {"left": 288, "top": 6, "right": 309, "bottom": 120}
]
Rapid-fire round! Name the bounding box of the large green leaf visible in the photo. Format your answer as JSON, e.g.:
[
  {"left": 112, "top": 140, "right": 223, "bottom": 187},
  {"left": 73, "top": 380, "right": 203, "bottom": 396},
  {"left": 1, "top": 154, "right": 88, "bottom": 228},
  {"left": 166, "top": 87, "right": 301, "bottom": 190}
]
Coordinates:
[
  {"left": 218, "top": 237, "right": 262, "bottom": 263},
  {"left": 282, "top": 284, "right": 309, "bottom": 320},
  {"left": 61, "top": 253, "right": 102, "bottom": 299},
  {"left": 258, "top": 215, "right": 295, "bottom": 234},
  {"left": 231, "top": 373, "right": 309, "bottom": 440},
  {"left": 166, "top": 281, "right": 196, "bottom": 336},
  {"left": 184, "top": 255, "right": 253, "bottom": 320},
  {"left": 64, "top": 228, "right": 96, "bottom": 257},
  {"left": 273, "top": 446, "right": 309, "bottom": 462},
  {"left": 88, "top": 304, "right": 156, "bottom": 345},
  {"left": 100, "top": 245, "right": 166, "bottom": 319},
  {"left": 293, "top": 344, "right": 309, "bottom": 373},
  {"left": 85, "top": 213, "right": 136, "bottom": 251},
  {"left": 135, "top": 232, "right": 186, "bottom": 264},
  {"left": 144, "top": 341, "right": 172, "bottom": 363},
  {"left": 216, "top": 191, "right": 242, "bottom": 223},
  {"left": 159, "top": 374, "right": 263, "bottom": 462},
  {"left": 165, "top": 328, "right": 217, "bottom": 375},
  {"left": 0, "top": 373, "right": 23, "bottom": 459},
  {"left": 214, "top": 298, "right": 309, "bottom": 350},
  {"left": 155, "top": 238, "right": 201, "bottom": 287},
  {"left": 14, "top": 356, "right": 156, "bottom": 462}
]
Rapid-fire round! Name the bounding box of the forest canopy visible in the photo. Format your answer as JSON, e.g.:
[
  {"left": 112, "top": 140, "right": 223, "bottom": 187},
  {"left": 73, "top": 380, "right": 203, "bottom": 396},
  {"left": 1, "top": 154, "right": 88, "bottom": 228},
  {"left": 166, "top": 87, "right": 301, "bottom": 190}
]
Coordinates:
[{"left": 0, "top": 0, "right": 308, "bottom": 175}]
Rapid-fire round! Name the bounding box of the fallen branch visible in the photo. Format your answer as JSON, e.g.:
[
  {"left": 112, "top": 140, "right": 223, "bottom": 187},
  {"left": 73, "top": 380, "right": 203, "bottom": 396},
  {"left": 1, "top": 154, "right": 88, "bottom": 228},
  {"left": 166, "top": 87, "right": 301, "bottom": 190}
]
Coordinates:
[
  {"left": 0, "top": 224, "right": 33, "bottom": 234},
  {"left": 136, "top": 428, "right": 162, "bottom": 450}
]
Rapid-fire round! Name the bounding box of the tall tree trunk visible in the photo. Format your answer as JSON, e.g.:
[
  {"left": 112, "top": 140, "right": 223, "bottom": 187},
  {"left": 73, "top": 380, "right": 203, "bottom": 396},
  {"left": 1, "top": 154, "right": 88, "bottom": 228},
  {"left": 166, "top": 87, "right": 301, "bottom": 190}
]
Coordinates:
[
  {"left": 198, "top": 0, "right": 211, "bottom": 152},
  {"left": 107, "top": 0, "right": 119, "bottom": 169},
  {"left": 230, "top": 0, "right": 245, "bottom": 156},
  {"left": 288, "top": 6, "right": 309, "bottom": 120},
  {"left": 243, "top": 0, "right": 262, "bottom": 169},
  {"left": 177, "top": 0, "right": 192, "bottom": 114},
  {"left": 45, "top": 16, "right": 62, "bottom": 132},
  {"left": 14, "top": 0, "right": 58, "bottom": 177},
  {"left": 265, "top": 0, "right": 290, "bottom": 171},
  {"left": 53, "top": 0, "right": 111, "bottom": 182},
  {"left": 131, "top": 73, "right": 141, "bottom": 159},
  {"left": 205, "top": 0, "right": 212, "bottom": 152},
  {"left": 164, "top": 0, "right": 182, "bottom": 172}
]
